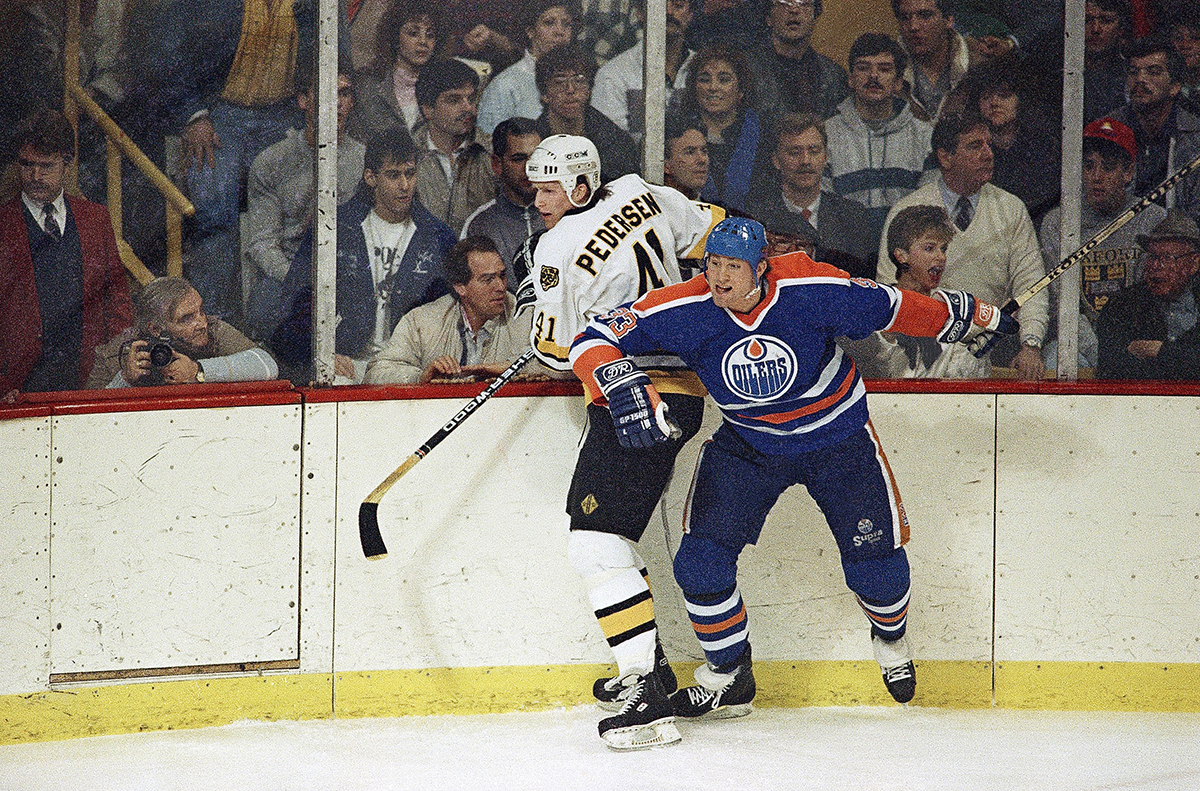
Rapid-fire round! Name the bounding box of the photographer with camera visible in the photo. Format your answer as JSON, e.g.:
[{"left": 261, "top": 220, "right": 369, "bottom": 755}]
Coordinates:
[{"left": 86, "top": 277, "right": 278, "bottom": 389}]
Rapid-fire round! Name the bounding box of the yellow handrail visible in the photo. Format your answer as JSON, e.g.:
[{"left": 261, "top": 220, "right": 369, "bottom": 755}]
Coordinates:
[
  {"left": 66, "top": 84, "right": 196, "bottom": 219},
  {"left": 62, "top": 0, "right": 194, "bottom": 282}
]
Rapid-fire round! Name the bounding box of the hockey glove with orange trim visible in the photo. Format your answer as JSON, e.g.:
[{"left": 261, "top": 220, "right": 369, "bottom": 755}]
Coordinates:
[
  {"left": 935, "top": 290, "right": 1019, "bottom": 346},
  {"left": 595, "top": 358, "right": 678, "bottom": 449}
]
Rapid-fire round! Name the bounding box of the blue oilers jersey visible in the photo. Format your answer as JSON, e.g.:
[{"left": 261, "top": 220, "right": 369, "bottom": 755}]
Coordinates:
[{"left": 572, "top": 253, "right": 928, "bottom": 456}]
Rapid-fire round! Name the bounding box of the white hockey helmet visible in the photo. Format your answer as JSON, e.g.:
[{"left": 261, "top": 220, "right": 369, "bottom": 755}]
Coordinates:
[{"left": 525, "top": 134, "right": 602, "bottom": 207}]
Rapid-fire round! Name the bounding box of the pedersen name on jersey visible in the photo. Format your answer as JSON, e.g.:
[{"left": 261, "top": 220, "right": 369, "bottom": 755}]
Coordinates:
[{"left": 573, "top": 191, "right": 664, "bottom": 275}]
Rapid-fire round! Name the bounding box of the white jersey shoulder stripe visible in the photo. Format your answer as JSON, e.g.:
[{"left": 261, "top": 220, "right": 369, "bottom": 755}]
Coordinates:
[{"left": 634, "top": 289, "right": 712, "bottom": 318}]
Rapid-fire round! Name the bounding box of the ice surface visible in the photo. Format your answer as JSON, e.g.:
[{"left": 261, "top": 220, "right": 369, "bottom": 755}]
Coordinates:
[{"left": 3, "top": 705, "right": 1198, "bottom": 791}]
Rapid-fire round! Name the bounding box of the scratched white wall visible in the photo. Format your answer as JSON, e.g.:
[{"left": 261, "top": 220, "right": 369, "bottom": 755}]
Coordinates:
[
  {"left": 47, "top": 405, "right": 304, "bottom": 675},
  {"left": 0, "top": 416, "right": 52, "bottom": 694},
  {"left": 4, "top": 392, "right": 1200, "bottom": 700},
  {"left": 995, "top": 395, "right": 1200, "bottom": 663},
  {"left": 330, "top": 393, "right": 998, "bottom": 671}
]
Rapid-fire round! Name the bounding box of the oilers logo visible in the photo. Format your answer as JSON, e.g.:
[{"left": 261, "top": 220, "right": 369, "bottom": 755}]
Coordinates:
[{"left": 721, "top": 335, "right": 798, "bottom": 402}]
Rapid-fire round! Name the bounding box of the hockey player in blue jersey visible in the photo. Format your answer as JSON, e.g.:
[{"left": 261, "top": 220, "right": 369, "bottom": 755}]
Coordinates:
[{"left": 570, "top": 217, "right": 1017, "bottom": 717}]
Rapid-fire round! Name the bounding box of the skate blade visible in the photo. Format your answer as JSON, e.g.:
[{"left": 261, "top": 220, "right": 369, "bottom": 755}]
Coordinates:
[
  {"left": 695, "top": 702, "right": 753, "bottom": 721},
  {"left": 602, "top": 718, "right": 682, "bottom": 751},
  {"left": 595, "top": 700, "right": 624, "bottom": 713}
]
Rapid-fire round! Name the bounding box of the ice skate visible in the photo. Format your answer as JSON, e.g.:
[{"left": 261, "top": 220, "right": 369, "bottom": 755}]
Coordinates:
[
  {"left": 598, "top": 672, "right": 681, "bottom": 751},
  {"left": 873, "top": 633, "right": 916, "bottom": 703},
  {"left": 594, "top": 641, "right": 677, "bottom": 712},
  {"left": 670, "top": 648, "right": 755, "bottom": 720}
]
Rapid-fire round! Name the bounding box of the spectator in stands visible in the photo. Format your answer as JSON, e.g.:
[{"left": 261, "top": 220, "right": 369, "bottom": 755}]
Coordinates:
[
  {"left": 842, "top": 204, "right": 990, "bottom": 378},
  {"left": 0, "top": 109, "right": 131, "bottom": 397},
  {"left": 1168, "top": 9, "right": 1200, "bottom": 110},
  {"left": 676, "top": 43, "right": 763, "bottom": 211},
  {"left": 412, "top": 58, "right": 495, "bottom": 235},
  {"left": 534, "top": 44, "right": 641, "bottom": 181},
  {"left": 88, "top": 277, "right": 278, "bottom": 388},
  {"left": 273, "top": 129, "right": 457, "bottom": 383},
  {"left": 826, "top": 33, "right": 933, "bottom": 246},
  {"left": 577, "top": 0, "right": 640, "bottom": 67},
  {"left": 1085, "top": 0, "right": 1132, "bottom": 123},
  {"left": 745, "top": 112, "right": 877, "bottom": 278},
  {"left": 436, "top": 0, "right": 521, "bottom": 75},
  {"left": 349, "top": 0, "right": 442, "bottom": 136},
  {"left": 591, "top": 0, "right": 696, "bottom": 137},
  {"left": 461, "top": 118, "right": 545, "bottom": 292},
  {"left": 892, "top": 0, "right": 978, "bottom": 122},
  {"left": 153, "top": 0, "right": 348, "bottom": 327},
  {"left": 1097, "top": 210, "right": 1200, "bottom": 379},
  {"left": 1039, "top": 118, "right": 1166, "bottom": 372},
  {"left": 348, "top": 0, "right": 390, "bottom": 72},
  {"left": 243, "top": 66, "right": 366, "bottom": 343},
  {"left": 879, "top": 111, "right": 1048, "bottom": 379},
  {"left": 969, "top": 59, "right": 1062, "bottom": 225},
  {"left": 365, "top": 236, "right": 541, "bottom": 384},
  {"left": 663, "top": 116, "right": 710, "bottom": 200},
  {"left": 746, "top": 0, "right": 847, "bottom": 122},
  {"left": 477, "top": 0, "right": 579, "bottom": 134},
  {"left": 0, "top": 1, "right": 66, "bottom": 173},
  {"left": 1111, "top": 37, "right": 1200, "bottom": 219}
]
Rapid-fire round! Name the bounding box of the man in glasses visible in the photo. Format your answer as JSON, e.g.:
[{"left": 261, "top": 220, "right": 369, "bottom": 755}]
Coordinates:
[
  {"left": 533, "top": 43, "right": 640, "bottom": 181},
  {"left": 1098, "top": 210, "right": 1200, "bottom": 379}
]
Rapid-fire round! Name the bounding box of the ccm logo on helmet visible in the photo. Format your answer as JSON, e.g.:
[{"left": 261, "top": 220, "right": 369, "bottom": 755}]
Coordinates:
[{"left": 565, "top": 150, "right": 589, "bottom": 160}]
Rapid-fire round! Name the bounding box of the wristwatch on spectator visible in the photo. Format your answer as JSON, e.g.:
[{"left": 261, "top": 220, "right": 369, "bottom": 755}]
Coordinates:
[
  {"left": 1021, "top": 335, "right": 1041, "bottom": 350},
  {"left": 195, "top": 360, "right": 205, "bottom": 383}
]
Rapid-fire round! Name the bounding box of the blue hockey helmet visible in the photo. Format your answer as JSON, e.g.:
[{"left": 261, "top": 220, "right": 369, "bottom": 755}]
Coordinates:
[{"left": 704, "top": 217, "right": 767, "bottom": 266}]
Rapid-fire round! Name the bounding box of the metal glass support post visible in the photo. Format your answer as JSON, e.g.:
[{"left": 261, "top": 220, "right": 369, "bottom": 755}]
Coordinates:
[
  {"left": 1057, "top": 0, "right": 1086, "bottom": 380},
  {"left": 313, "top": 0, "right": 341, "bottom": 385},
  {"left": 642, "top": 0, "right": 667, "bottom": 183}
]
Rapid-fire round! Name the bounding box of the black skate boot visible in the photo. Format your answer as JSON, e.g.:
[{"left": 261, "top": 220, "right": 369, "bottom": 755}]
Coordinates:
[
  {"left": 669, "top": 647, "right": 755, "bottom": 720},
  {"left": 873, "top": 634, "right": 916, "bottom": 703},
  {"left": 594, "top": 640, "right": 677, "bottom": 712},
  {"left": 598, "top": 671, "right": 682, "bottom": 751}
]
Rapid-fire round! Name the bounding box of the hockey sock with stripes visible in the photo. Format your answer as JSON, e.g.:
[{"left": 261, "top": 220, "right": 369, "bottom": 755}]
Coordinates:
[
  {"left": 683, "top": 586, "right": 749, "bottom": 668},
  {"left": 567, "top": 530, "right": 658, "bottom": 677},
  {"left": 857, "top": 585, "right": 911, "bottom": 640},
  {"left": 587, "top": 566, "right": 657, "bottom": 677}
]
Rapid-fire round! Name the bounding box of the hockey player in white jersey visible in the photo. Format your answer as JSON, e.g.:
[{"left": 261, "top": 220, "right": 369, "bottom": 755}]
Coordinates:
[{"left": 523, "top": 134, "right": 724, "bottom": 750}]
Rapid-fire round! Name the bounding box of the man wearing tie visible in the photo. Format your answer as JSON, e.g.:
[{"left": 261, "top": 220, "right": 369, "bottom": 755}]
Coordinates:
[
  {"left": 877, "top": 110, "right": 1048, "bottom": 379},
  {"left": 1, "top": 109, "right": 132, "bottom": 396}
]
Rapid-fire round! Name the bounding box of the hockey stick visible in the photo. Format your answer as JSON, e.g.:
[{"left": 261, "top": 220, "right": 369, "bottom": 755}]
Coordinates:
[
  {"left": 358, "top": 349, "right": 537, "bottom": 559},
  {"left": 973, "top": 148, "right": 1200, "bottom": 358}
]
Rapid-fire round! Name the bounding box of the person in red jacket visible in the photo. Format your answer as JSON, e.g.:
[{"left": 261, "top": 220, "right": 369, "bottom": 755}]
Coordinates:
[{"left": 1, "top": 109, "right": 131, "bottom": 397}]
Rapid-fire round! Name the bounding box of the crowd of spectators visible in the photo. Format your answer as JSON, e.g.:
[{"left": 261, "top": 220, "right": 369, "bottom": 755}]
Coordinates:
[{"left": 5, "top": 0, "right": 1200, "bottom": 396}]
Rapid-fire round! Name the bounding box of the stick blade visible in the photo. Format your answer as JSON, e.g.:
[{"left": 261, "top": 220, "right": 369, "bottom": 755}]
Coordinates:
[{"left": 359, "top": 502, "right": 389, "bottom": 560}]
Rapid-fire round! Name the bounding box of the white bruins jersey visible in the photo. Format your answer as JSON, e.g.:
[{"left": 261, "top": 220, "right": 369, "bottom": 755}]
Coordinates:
[{"left": 529, "top": 175, "right": 724, "bottom": 385}]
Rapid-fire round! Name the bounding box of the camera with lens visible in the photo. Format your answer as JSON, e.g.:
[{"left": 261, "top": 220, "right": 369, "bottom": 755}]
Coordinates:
[{"left": 144, "top": 334, "right": 175, "bottom": 368}]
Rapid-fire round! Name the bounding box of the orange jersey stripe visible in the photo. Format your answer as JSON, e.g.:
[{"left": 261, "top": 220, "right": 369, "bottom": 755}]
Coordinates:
[
  {"left": 889, "top": 289, "right": 950, "bottom": 336},
  {"left": 737, "top": 365, "right": 857, "bottom": 425},
  {"left": 632, "top": 273, "right": 711, "bottom": 312},
  {"left": 572, "top": 343, "right": 624, "bottom": 402}
]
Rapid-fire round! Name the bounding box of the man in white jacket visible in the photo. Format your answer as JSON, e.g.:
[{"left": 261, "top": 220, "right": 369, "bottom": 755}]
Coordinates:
[
  {"left": 878, "top": 111, "right": 1048, "bottom": 379},
  {"left": 364, "top": 236, "right": 542, "bottom": 384},
  {"left": 590, "top": 0, "right": 695, "bottom": 137}
]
